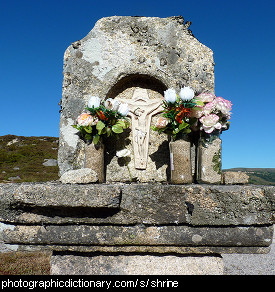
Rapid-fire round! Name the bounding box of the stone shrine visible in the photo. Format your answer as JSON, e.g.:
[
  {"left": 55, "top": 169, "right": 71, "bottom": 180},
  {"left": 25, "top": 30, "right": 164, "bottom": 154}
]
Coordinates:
[
  {"left": 0, "top": 16, "right": 274, "bottom": 275},
  {"left": 58, "top": 15, "right": 215, "bottom": 183}
]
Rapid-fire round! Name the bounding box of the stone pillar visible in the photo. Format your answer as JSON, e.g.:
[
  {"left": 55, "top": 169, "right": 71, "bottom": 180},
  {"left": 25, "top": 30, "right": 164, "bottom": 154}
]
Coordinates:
[
  {"left": 84, "top": 142, "right": 104, "bottom": 183},
  {"left": 197, "top": 136, "right": 222, "bottom": 184},
  {"left": 169, "top": 138, "right": 193, "bottom": 184}
]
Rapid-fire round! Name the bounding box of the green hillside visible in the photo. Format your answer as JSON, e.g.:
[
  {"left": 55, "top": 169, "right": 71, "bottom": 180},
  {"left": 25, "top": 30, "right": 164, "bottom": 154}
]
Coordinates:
[{"left": 0, "top": 135, "right": 59, "bottom": 183}]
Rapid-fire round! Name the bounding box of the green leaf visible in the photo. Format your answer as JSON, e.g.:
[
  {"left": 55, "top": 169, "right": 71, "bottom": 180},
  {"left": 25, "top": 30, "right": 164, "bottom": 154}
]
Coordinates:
[
  {"left": 196, "top": 100, "right": 204, "bottom": 107},
  {"left": 93, "top": 134, "right": 100, "bottom": 145},
  {"left": 96, "top": 121, "right": 106, "bottom": 135},
  {"left": 96, "top": 120, "right": 105, "bottom": 131},
  {"left": 85, "top": 133, "right": 92, "bottom": 141},
  {"left": 179, "top": 122, "right": 189, "bottom": 130},
  {"left": 106, "top": 127, "right": 112, "bottom": 137},
  {"left": 84, "top": 125, "right": 93, "bottom": 133},
  {"left": 112, "top": 124, "right": 123, "bottom": 134},
  {"left": 116, "top": 120, "right": 126, "bottom": 129}
]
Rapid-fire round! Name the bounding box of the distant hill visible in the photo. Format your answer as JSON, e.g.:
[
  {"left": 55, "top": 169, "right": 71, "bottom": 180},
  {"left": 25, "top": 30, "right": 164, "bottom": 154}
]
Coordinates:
[
  {"left": 0, "top": 135, "right": 274, "bottom": 185},
  {"left": 0, "top": 135, "right": 59, "bottom": 183},
  {"left": 223, "top": 168, "right": 275, "bottom": 186}
]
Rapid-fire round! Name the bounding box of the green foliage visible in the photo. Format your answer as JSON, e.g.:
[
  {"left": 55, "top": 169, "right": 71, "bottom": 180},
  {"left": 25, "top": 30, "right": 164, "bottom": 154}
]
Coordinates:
[
  {"left": 0, "top": 135, "right": 59, "bottom": 183},
  {"left": 152, "top": 99, "right": 196, "bottom": 140},
  {"left": 212, "top": 149, "right": 222, "bottom": 174},
  {"left": 73, "top": 107, "right": 130, "bottom": 144}
]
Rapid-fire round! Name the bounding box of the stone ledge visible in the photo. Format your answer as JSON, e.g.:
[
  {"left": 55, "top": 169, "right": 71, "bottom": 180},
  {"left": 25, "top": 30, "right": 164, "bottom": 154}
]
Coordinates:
[
  {"left": 0, "top": 182, "right": 274, "bottom": 226},
  {"left": 0, "top": 182, "right": 121, "bottom": 211},
  {"left": 2, "top": 225, "right": 273, "bottom": 247}
]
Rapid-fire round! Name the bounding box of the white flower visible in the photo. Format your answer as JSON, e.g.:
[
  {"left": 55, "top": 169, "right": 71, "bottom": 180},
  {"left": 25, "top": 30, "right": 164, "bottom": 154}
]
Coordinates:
[
  {"left": 199, "top": 114, "right": 222, "bottom": 134},
  {"left": 116, "top": 149, "right": 131, "bottom": 158},
  {"left": 104, "top": 98, "right": 121, "bottom": 111},
  {"left": 179, "top": 86, "right": 194, "bottom": 101},
  {"left": 87, "top": 96, "right": 101, "bottom": 108},
  {"left": 118, "top": 103, "right": 130, "bottom": 116},
  {"left": 164, "top": 88, "right": 177, "bottom": 103}
]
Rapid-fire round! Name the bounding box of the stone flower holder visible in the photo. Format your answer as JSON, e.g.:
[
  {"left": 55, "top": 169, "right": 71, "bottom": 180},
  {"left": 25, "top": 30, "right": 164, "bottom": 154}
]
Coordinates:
[
  {"left": 197, "top": 132, "right": 222, "bottom": 184},
  {"left": 169, "top": 137, "right": 193, "bottom": 184},
  {"left": 84, "top": 141, "right": 104, "bottom": 183}
]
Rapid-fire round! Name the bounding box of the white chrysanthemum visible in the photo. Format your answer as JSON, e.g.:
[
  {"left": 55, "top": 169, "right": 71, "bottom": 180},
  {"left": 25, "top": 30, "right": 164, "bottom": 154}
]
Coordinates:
[
  {"left": 87, "top": 96, "right": 101, "bottom": 108},
  {"left": 179, "top": 86, "right": 194, "bottom": 101},
  {"left": 164, "top": 88, "right": 177, "bottom": 103}
]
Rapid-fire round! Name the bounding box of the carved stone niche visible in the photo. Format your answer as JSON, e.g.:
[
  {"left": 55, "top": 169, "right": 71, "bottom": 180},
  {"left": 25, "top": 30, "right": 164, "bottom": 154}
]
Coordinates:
[{"left": 104, "top": 74, "right": 170, "bottom": 183}]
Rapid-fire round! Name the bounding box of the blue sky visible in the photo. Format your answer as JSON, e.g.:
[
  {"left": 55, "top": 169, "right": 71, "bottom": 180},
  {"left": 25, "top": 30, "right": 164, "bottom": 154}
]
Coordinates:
[{"left": 1, "top": 0, "right": 274, "bottom": 169}]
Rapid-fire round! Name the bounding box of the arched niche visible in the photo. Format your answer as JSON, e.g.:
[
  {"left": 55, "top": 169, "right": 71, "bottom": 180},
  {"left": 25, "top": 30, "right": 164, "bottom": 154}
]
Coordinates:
[
  {"left": 104, "top": 74, "right": 170, "bottom": 183},
  {"left": 106, "top": 74, "right": 167, "bottom": 100}
]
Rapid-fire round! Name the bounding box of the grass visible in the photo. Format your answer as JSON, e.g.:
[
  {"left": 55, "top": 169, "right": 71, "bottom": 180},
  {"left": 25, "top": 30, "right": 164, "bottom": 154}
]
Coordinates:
[
  {"left": 0, "top": 134, "right": 59, "bottom": 183},
  {"left": 0, "top": 251, "right": 51, "bottom": 275}
]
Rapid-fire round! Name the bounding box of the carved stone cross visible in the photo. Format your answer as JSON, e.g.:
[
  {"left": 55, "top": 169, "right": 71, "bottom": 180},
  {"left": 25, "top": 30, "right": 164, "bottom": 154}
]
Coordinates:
[{"left": 118, "top": 88, "right": 163, "bottom": 169}]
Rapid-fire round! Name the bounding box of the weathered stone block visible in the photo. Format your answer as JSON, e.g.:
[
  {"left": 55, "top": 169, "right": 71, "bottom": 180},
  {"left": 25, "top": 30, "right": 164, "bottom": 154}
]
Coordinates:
[
  {"left": 223, "top": 171, "right": 249, "bottom": 184},
  {"left": 60, "top": 168, "right": 98, "bottom": 184},
  {"left": 51, "top": 254, "right": 224, "bottom": 275},
  {"left": 3, "top": 225, "right": 273, "bottom": 247},
  {"left": 197, "top": 138, "right": 222, "bottom": 184},
  {"left": 0, "top": 183, "right": 274, "bottom": 226},
  {"left": 58, "top": 16, "right": 215, "bottom": 182}
]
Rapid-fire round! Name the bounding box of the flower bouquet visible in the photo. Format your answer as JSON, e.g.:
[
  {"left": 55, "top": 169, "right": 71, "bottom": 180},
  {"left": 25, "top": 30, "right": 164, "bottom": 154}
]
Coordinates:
[
  {"left": 191, "top": 92, "right": 232, "bottom": 145},
  {"left": 152, "top": 86, "right": 199, "bottom": 183},
  {"left": 73, "top": 96, "right": 130, "bottom": 144},
  {"left": 152, "top": 87, "right": 199, "bottom": 140}
]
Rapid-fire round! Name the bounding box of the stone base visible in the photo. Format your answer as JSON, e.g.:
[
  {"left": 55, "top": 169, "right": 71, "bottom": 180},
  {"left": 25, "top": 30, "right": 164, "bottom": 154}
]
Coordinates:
[{"left": 50, "top": 254, "right": 224, "bottom": 275}]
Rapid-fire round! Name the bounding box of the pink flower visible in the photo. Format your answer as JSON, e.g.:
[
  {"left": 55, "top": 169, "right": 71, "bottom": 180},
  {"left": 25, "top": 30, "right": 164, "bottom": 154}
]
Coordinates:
[
  {"left": 197, "top": 92, "right": 215, "bottom": 103},
  {"left": 155, "top": 117, "right": 169, "bottom": 129},
  {"left": 215, "top": 97, "right": 232, "bottom": 116},
  {"left": 203, "top": 101, "right": 216, "bottom": 115},
  {"left": 199, "top": 114, "right": 222, "bottom": 133},
  {"left": 77, "top": 113, "right": 97, "bottom": 126}
]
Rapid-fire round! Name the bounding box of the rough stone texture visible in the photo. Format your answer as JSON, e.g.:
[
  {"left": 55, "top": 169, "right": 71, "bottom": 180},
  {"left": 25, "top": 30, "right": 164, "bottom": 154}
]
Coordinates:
[
  {"left": 169, "top": 139, "right": 192, "bottom": 184},
  {"left": 84, "top": 142, "right": 104, "bottom": 183},
  {"left": 0, "top": 183, "right": 274, "bottom": 226},
  {"left": 222, "top": 225, "right": 275, "bottom": 275},
  {"left": 43, "top": 159, "right": 58, "bottom": 167},
  {"left": 51, "top": 254, "right": 224, "bottom": 275},
  {"left": 197, "top": 138, "right": 222, "bottom": 184},
  {"left": 223, "top": 171, "right": 249, "bottom": 185},
  {"left": 58, "top": 16, "right": 215, "bottom": 182},
  {"left": 0, "top": 183, "right": 121, "bottom": 219},
  {"left": 3, "top": 225, "right": 273, "bottom": 247},
  {"left": 0, "top": 182, "right": 274, "bottom": 255},
  {"left": 59, "top": 168, "right": 98, "bottom": 184}
]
